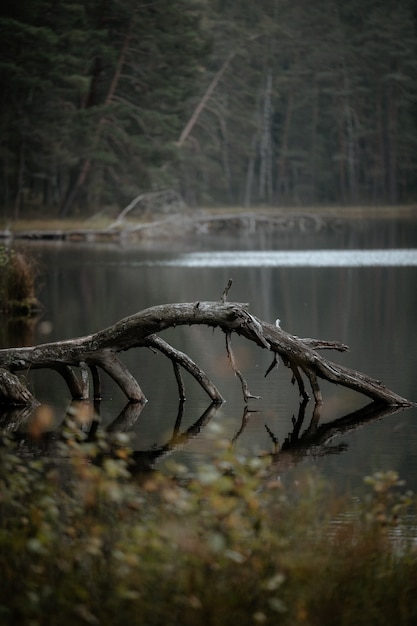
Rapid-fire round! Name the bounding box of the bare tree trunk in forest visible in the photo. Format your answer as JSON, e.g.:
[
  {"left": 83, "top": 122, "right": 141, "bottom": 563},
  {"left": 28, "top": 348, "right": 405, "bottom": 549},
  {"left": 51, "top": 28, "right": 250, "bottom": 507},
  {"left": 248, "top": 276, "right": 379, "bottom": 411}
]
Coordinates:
[
  {"left": 177, "top": 51, "right": 236, "bottom": 148},
  {"left": 345, "top": 103, "right": 357, "bottom": 203},
  {"left": 243, "top": 132, "right": 258, "bottom": 208},
  {"left": 374, "top": 87, "right": 386, "bottom": 202},
  {"left": 337, "top": 96, "right": 347, "bottom": 204},
  {"left": 221, "top": 134, "right": 233, "bottom": 204},
  {"left": 244, "top": 85, "right": 263, "bottom": 208},
  {"left": 345, "top": 103, "right": 358, "bottom": 202},
  {"left": 277, "top": 79, "right": 295, "bottom": 202},
  {"left": 310, "top": 83, "right": 318, "bottom": 204},
  {"left": 339, "top": 68, "right": 359, "bottom": 204},
  {"left": 60, "top": 18, "right": 135, "bottom": 218},
  {"left": 259, "top": 69, "right": 273, "bottom": 203},
  {"left": 387, "top": 82, "right": 398, "bottom": 204},
  {"left": 14, "top": 140, "right": 25, "bottom": 220},
  {"left": 213, "top": 104, "right": 233, "bottom": 203}
]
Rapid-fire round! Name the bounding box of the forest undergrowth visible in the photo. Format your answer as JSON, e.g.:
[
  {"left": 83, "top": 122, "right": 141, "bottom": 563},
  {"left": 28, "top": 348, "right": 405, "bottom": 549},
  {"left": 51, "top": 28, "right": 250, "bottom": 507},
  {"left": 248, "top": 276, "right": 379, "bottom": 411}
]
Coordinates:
[{"left": 1, "top": 407, "right": 417, "bottom": 626}]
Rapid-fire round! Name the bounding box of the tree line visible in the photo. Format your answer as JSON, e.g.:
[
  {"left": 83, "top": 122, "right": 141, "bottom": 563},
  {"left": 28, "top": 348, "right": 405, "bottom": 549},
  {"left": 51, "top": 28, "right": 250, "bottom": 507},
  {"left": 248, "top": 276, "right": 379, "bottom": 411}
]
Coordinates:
[{"left": 1, "top": 0, "right": 416, "bottom": 218}]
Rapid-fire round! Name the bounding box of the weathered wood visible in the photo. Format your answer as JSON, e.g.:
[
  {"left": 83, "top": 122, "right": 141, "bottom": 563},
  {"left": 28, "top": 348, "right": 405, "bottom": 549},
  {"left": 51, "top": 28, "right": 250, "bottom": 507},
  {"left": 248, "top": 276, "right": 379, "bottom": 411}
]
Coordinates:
[
  {"left": 0, "top": 300, "right": 413, "bottom": 407},
  {"left": 0, "top": 369, "right": 38, "bottom": 406}
]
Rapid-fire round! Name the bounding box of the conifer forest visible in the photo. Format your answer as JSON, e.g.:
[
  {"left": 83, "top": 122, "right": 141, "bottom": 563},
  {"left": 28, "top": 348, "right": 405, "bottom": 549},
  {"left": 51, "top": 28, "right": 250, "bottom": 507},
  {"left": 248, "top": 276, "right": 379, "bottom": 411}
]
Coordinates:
[{"left": 1, "top": 0, "right": 416, "bottom": 218}]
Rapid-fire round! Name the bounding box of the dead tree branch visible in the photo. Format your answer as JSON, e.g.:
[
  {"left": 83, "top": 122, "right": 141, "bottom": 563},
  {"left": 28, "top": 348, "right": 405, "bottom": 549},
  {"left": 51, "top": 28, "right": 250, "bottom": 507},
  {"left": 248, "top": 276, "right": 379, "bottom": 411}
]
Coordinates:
[
  {"left": 107, "top": 189, "right": 185, "bottom": 229},
  {"left": 225, "top": 331, "right": 260, "bottom": 402},
  {"left": 0, "top": 300, "right": 413, "bottom": 408}
]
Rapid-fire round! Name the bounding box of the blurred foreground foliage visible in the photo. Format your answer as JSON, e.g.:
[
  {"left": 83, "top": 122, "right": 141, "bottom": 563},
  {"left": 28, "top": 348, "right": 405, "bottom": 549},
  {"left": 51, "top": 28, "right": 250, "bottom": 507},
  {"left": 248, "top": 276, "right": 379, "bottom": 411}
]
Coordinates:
[{"left": 1, "top": 413, "right": 417, "bottom": 626}]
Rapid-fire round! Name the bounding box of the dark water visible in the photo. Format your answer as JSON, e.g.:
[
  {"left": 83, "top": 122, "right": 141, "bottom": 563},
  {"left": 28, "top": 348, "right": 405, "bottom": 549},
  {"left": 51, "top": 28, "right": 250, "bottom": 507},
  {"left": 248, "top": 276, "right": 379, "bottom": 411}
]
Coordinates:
[{"left": 3, "top": 216, "right": 417, "bottom": 493}]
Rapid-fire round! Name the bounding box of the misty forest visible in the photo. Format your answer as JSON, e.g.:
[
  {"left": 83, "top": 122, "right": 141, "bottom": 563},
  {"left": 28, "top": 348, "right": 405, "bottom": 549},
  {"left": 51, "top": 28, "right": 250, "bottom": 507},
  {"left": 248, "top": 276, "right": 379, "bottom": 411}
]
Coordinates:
[{"left": 1, "top": 0, "right": 417, "bottom": 219}]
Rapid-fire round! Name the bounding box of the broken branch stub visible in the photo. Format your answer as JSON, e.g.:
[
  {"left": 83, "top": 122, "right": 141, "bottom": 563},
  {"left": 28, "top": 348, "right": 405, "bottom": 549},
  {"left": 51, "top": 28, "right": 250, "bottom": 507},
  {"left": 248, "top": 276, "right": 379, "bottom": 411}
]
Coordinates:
[{"left": 0, "top": 301, "right": 413, "bottom": 408}]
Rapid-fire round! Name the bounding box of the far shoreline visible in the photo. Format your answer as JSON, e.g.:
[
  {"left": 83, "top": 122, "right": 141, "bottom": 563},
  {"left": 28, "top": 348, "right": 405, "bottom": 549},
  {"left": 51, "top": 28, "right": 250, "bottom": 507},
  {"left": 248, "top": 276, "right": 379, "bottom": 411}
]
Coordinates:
[{"left": 1, "top": 204, "right": 416, "bottom": 244}]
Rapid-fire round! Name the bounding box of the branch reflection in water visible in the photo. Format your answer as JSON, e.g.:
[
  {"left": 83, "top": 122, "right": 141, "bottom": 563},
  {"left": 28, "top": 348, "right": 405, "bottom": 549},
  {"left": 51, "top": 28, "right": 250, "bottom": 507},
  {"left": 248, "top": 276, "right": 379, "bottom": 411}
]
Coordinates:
[
  {"left": 0, "top": 398, "right": 409, "bottom": 478},
  {"left": 261, "top": 401, "right": 407, "bottom": 473}
]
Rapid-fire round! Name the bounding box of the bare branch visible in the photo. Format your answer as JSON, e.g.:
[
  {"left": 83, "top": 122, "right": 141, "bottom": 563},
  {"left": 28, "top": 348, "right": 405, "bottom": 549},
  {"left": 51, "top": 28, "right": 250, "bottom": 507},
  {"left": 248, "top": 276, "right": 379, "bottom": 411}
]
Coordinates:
[
  {"left": 289, "top": 363, "right": 310, "bottom": 402},
  {"left": 221, "top": 278, "right": 233, "bottom": 303},
  {"left": 177, "top": 51, "right": 237, "bottom": 147},
  {"left": 225, "top": 331, "right": 261, "bottom": 403},
  {"left": 304, "top": 368, "right": 323, "bottom": 405},
  {"left": 264, "top": 352, "right": 279, "bottom": 378},
  {"left": 107, "top": 189, "right": 184, "bottom": 228},
  {"left": 145, "top": 334, "right": 224, "bottom": 403},
  {"left": 90, "top": 351, "right": 147, "bottom": 404}
]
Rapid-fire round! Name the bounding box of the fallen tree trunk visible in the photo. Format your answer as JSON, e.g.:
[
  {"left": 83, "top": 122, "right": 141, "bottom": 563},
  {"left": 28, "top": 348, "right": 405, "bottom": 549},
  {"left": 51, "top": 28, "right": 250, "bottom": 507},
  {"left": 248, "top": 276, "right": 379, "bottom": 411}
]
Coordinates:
[{"left": 0, "top": 298, "right": 413, "bottom": 407}]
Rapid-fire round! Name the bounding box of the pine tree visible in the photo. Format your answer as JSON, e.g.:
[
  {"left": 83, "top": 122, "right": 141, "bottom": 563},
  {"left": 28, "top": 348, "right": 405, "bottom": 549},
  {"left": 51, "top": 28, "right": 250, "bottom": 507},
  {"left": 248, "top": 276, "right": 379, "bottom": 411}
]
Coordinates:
[{"left": 0, "top": 0, "right": 209, "bottom": 217}]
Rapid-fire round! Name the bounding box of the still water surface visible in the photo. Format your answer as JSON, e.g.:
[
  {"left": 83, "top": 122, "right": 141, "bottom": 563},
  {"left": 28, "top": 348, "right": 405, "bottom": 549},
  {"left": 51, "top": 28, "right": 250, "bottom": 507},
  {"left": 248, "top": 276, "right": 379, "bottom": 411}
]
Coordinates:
[{"left": 6, "top": 217, "right": 417, "bottom": 493}]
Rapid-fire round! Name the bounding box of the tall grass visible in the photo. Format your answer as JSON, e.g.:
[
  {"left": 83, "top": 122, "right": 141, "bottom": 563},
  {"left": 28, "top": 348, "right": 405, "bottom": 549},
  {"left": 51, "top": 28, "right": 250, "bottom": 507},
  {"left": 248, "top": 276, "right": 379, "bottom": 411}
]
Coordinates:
[
  {"left": 0, "top": 246, "right": 39, "bottom": 315},
  {"left": 0, "top": 414, "right": 416, "bottom": 626}
]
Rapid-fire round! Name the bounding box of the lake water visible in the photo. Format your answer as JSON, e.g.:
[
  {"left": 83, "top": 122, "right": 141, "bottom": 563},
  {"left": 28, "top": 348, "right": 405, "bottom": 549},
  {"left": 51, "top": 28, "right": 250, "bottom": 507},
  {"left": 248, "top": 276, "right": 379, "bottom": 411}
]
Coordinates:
[{"left": 3, "top": 215, "right": 417, "bottom": 494}]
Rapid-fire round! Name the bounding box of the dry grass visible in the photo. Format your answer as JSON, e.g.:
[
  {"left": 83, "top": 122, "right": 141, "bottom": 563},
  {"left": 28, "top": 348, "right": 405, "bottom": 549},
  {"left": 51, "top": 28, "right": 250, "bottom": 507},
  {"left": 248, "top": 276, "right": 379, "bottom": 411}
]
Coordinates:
[
  {"left": 204, "top": 204, "right": 417, "bottom": 219},
  {"left": 1, "top": 204, "right": 416, "bottom": 235},
  {"left": 0, "top": 246, "right": 40, "bottom": 315}
]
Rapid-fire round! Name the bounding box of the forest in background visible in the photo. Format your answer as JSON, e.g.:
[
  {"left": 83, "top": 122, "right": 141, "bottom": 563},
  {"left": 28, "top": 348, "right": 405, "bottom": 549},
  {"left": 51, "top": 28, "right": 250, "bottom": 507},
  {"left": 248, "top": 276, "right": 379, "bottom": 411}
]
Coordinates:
[{"left": 1, "top": 0, "right": 416, "bottom": 219}]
